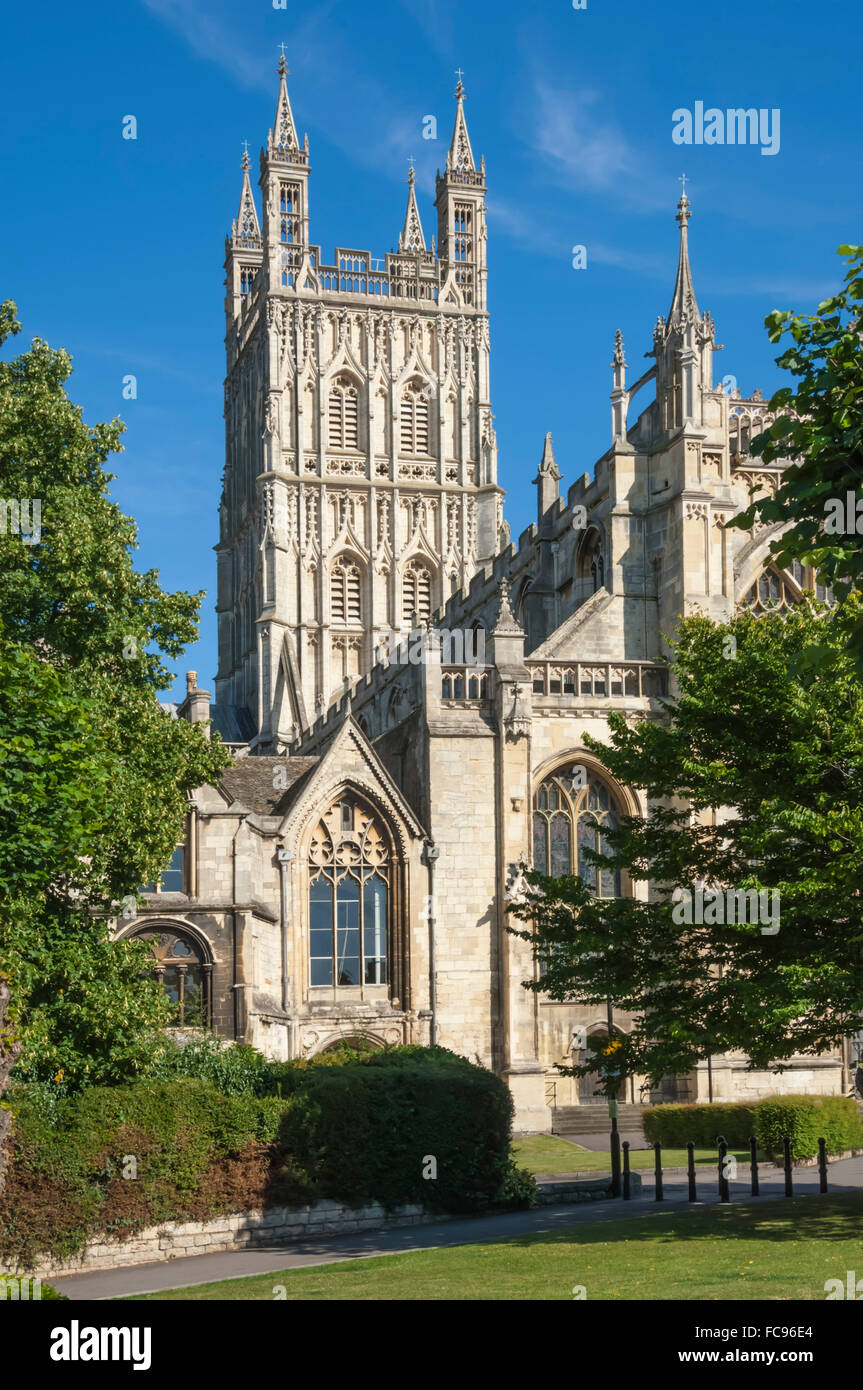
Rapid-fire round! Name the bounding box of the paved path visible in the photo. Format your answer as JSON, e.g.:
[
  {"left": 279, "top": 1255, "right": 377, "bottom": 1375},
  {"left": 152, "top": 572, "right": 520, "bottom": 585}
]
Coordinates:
[{"left": 52, "top": 1155, "right": 863, "bottom": 1301}]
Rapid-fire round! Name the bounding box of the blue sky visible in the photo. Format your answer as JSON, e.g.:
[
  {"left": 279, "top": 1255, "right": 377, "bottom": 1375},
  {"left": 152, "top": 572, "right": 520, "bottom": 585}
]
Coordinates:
[{"left": 1, "top": 0, "right": 860, "bottom": 701}]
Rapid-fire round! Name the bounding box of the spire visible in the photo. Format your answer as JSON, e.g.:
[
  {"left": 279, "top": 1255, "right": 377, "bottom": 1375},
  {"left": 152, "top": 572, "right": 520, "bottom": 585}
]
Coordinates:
[
  {"left": 537, "top": 432, "right": 560, "bottom": 479},
  {"left": 232, "top": 144, "right": 261, "bottom": 247},
  {"left": 446, "top": 70, "right": 476, "bottom": 176},
  {"left": 399, "top": 163, "right": 426, "bottom": 252},
  {"left": 534, "top": 432, "right": 561, "bottom": 521},
  {"left": 269, "top": 50, "right": 299, "bottom": 157},
  {"left": 667, "top": 184, "right": 699, "bottom": 324}
]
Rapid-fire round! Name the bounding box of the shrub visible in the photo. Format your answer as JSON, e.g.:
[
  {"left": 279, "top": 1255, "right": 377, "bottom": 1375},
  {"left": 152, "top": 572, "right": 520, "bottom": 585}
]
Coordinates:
[
  {"left": 753, "top": 1095, "right": 863, "bottom": 1161},
  {"left": 642, "top": 1094, "right": 863, "bottom": 1160},
  {"left": 643, "top": 1102, "right": 758, "bottom": 1149},
  {"left": 0, "top": 1047, "right": 516, "bottom": 1269}
]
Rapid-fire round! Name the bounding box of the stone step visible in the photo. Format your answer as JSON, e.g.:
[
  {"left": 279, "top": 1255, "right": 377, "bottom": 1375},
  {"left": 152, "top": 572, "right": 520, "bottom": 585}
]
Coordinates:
[{"left": 552, "top": 1103, "right": 647, "bottom": 1136}]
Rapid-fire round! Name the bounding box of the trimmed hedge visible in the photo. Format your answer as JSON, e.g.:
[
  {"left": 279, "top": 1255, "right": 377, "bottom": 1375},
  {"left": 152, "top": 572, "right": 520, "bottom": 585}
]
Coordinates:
[
  {"left": 643, "top": 1095, "right": 863, "bottom": 1160},
  {"left": 0, "top": 1047, "right": 530, "bottom": 1270}
]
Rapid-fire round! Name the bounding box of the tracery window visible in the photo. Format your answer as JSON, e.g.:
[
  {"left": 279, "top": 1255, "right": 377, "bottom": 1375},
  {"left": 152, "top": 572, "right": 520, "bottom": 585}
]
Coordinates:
[
  {"left": 402, "top": 560, "right": 432, "bottom": 623},
  {"left": 532, "top": 766, "right": 623, "bottom": 898},
  {"left": 328, "top": 376, "right": 359, "bottom": 450},
  {"left": 331, "top": 557, "right": 362, "bottom": 624},
  {"left": 453, "top": 205, "right": 472, "bottom": 263},
  {"left": 132, "top": 927, "right": 209, "bottom": 1027},
  {"left": 400, "top": 381, "right": 430, "bottom": 454},
  {"left": 577, "top": 529, "right": 605, "bottom": 595},
  {"left": 741, "top": 562, "right": 836, "bottom": 614},
  {"left": 279, "top": 183, "right": 299, "bottom": 244},
  {"left": 308, "top": 798, "right": 389, "bottom": 987}
]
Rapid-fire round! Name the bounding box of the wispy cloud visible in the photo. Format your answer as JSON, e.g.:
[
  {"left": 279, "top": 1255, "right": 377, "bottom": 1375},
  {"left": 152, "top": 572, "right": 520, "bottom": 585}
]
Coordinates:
[
  {"left": 140, "top": 0, "right": 269, "bottom": 88},
  {"left": 528, "top": 80, "right": 665, "bottom": 212},
  {"left": 140, "top": 0, "right": 448, "bottom": 191},
  {"left": 488, "top": 194, "right": 667, "bottom": 280}
]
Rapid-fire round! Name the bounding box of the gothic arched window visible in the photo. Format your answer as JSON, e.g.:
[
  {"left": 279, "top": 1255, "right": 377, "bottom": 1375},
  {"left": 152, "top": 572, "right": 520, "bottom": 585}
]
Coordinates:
[
  {"left": 132, "top": 927, "right": 210, "bottom": 1027},
  {"left": 279, "top": 183, "right": 299, "bottom": 245},
  {"left": 532, "top": 765, "right": 623, "bottom": 898},
  {"left": 403, "top": 559, "right": 433, "bottom": 623},
  {"left": 400, "top": 381, "right": 431, "bottom": 454},
  {"left": 577, "top": 529, "right": 605, "bottom": 595},
  {"left": 743, "top": 562, "right": 833, "bottom": 614},
  {"left": 308, "top": 797, "right": 390, "bottom": 987},
  {"left": 328, "top": 376, "right": 359, "bottom": 450},
  {"left": 331, "top": 557, "right": 362, "bottom": 625}
]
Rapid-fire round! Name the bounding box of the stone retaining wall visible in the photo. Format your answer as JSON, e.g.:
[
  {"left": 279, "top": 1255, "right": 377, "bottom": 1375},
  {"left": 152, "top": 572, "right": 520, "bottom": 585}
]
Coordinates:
[{"left": 24, "top": 1199, "right": 450, "bottom": 1282}]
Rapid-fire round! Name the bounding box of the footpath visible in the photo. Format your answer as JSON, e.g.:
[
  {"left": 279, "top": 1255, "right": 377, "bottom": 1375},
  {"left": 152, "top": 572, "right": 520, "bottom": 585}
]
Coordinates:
[{"left": 52, "top": 1153, "right": 863, "bottom": 1301}]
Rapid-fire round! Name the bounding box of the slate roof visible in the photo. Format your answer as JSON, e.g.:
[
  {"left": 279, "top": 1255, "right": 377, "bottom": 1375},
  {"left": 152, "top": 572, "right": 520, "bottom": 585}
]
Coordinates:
[
  {"left": 210, "top": 703, "right": 256, "bottom": 744},
  {"left": 219, "top": 756, "right": 319, "bottom": 816}
]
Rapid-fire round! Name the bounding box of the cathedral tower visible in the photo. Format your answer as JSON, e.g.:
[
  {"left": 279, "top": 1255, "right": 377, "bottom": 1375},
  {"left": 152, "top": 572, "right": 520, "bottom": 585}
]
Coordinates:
[{"left": 215, "top": 59, "right": 504, "bottom": 749}]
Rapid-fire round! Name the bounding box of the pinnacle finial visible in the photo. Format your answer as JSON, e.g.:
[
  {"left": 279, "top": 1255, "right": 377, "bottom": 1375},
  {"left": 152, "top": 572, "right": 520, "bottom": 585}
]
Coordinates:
[
  {"left": 676, "top": 173, "right": 691, "bottom": 226},
  {"left": 278, "top": 42, "right": 289, "bottom": 76},
  {"left": 407, "top": 158, "right": 416, "bottom": 185},
  {"left": 493, "top": 577, "right": 523, "bottom": 635},
  {"left": 241, "top": 139, "right": 250, "bottom": 171},
  {"left": 454, "top": 67, "right": 465, "bottom": 99},
  {"left": 613, "top": 328, "right": 626, "bottom": 367}
]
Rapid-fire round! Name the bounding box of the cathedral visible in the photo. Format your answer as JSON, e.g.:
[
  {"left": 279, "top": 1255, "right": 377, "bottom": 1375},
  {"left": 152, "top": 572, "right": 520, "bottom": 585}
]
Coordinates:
[{"left": 117, "top": 59, "right": 846, "bottom": 1130}]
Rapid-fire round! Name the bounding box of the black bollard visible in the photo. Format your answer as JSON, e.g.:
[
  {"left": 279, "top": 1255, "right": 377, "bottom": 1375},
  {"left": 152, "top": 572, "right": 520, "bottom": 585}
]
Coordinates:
[
  {"left": 687, "top": 1140, "right": 697, "bottom": 1202},
  {"left": 654, "top": 1141, "right": 664, "bottom": 1201},
  {"left": 610, "top": 1115, "right": 621, "bottom": 1198},
  {"left": 623, "top": 1140, "right": 631, "bottom": 1200},
  {"left": 783, "top": 1135, "right": 793, "bottom": 1196},
  {"left": 718, "top": 1135, "right": 730, "bottom": 1202},
  {"left": 749, "top": 1135, "right": 759, "bottom": 1196},
  {"left": 818, "top": 1137, "right": 828, "bottom": 1194}
]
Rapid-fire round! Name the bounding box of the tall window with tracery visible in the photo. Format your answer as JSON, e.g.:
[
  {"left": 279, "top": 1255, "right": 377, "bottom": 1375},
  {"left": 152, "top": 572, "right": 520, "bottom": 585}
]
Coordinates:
[
  {"left": 328, "top": 376, "right": 359, "bottom": 450},
  {"left": 279, "top": 183, "right": 299, "bottom": 244},
  {"left": 308, "top": 798, "right": 389, "bottom": 987},
  {"left": 577, "top": 529, "right": 605, "bottom": 595},
  {"left": 402, "top": 560, "right": 432, "bottom": 623},
  {"left": 400, "top": 382, "right": 430, "bottom": 454},
  {"left": 532, "top": 766, "right": 623, "bottom": 898},
  {"left": 453, "top": 205, "right": 472, "bottom": 263},
  {"left": 743, "top": 561, "right": 833, "bottom": 613},
  {"left": 132, "top": 927, "right": 209, "bottom": 1027},
  {"left": 331, "top": 557, "right": 362, "bottom": 624}
]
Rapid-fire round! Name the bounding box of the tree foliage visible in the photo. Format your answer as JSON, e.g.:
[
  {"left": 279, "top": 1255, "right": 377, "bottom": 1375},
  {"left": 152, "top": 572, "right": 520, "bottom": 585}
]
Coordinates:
[
  {"left": 0, "top": 302, "right": 231, "bottom": 1093},
  {"left": 728, "top": 244, "right": 863, "bottom": 652},
  {"left": 508, "top": 599, "right": 863, "bottom": 1087}
]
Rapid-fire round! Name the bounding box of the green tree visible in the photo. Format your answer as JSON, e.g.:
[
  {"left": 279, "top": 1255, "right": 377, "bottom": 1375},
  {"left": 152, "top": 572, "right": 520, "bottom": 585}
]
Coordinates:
[
  {"left": 508, "top": 599, "right": 863, "bottom": 1089},
  {"left": 728, "top": 244, "right": 863, "bottom": 651},
  {"left": 0, "top": 302, "right": 231, "bottom": 1098}
]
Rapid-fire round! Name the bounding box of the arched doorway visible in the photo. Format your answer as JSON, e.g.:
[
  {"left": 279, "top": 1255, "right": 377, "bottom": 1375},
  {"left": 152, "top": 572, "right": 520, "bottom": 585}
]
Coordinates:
[{"left": 129, "top": 924, "right": 212, "bottom": 1028}]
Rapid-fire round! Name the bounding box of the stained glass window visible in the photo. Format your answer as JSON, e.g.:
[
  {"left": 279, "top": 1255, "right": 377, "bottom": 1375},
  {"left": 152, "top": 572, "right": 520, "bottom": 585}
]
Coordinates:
[
  {"left": 308, "top": 797, "right": 390, "bottom": 987},
  {"left": 532, "top": 767, "right": 623, "bottom": 898}
]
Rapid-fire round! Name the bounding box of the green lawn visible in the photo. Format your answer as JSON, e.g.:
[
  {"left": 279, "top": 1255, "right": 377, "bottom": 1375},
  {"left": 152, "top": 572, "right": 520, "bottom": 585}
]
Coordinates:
[
  {"left": 511, "top": 1133, "right": 751, "bottom": 1175},
  {"left": 125, "top": 1192, "right": 863, "bottom": 1301}
]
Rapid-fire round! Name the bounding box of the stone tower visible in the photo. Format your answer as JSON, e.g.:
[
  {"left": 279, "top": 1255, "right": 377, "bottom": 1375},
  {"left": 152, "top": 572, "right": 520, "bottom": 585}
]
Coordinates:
[{"left": 215, "top": 60, "right": 504, "bottom": 750}]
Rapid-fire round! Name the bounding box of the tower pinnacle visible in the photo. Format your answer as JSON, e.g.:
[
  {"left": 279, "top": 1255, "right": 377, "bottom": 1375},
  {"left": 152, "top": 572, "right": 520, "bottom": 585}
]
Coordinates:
[
  {"left": 446, "top": 70, "right": 476, "bottom": 175},
  {"left": 667, "top": 188, "right": 699, "bottom": 324},
  {"left": 269, "top": 50, "right": 299, "bottom": 156},
  {"left": 232, "top": 144, "right": 261, "bottom": 247},
  {"left": 399, "top": 162, "right": 426, "bottom": 253}
]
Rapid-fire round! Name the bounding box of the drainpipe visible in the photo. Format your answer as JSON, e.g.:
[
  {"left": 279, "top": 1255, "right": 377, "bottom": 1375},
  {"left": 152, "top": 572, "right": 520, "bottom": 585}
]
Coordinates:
[
  {"left": 277, "top": 847, "right": 292, "bottom": 1053},
  {"left": 423, "top": 842, "right": 440, "bottom": 1045}
]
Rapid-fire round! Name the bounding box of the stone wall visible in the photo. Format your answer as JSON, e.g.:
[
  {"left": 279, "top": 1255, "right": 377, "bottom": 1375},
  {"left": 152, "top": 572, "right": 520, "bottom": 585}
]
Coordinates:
[{"left": 24, "top": 1200, "right": 449, "bottom": 1282}]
